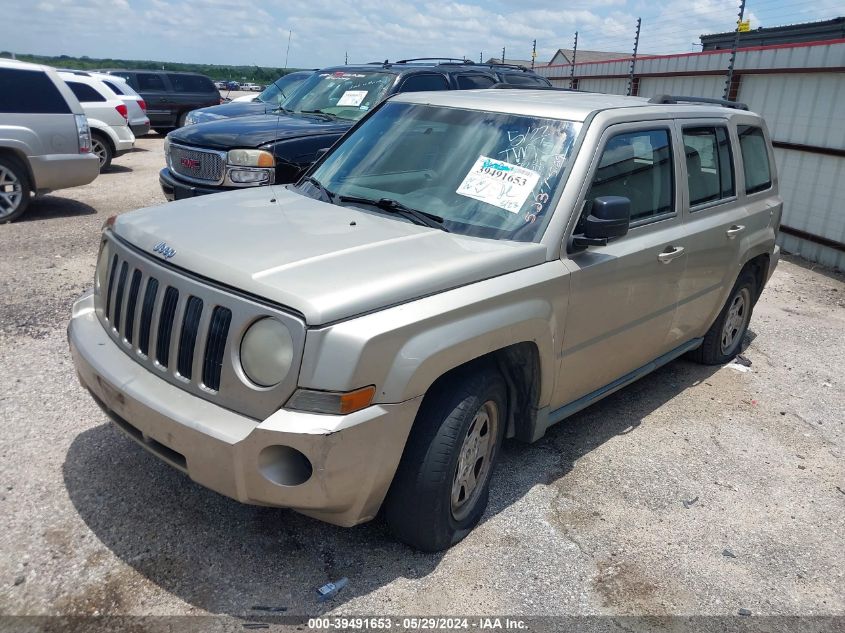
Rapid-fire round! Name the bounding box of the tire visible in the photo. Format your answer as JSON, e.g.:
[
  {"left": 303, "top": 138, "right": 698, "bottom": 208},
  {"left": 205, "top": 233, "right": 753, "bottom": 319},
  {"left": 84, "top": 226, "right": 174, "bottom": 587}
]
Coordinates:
[
  {"left": 91, "top": 132, "right": 113, "bottom": 172},
  {"left": 688, "top": 268, "right": 757, "bottom": 365},
  {"left": 176, "top": 112, "right": 187, "bottom": 128},
  {"left": 153, "top": 128, "right": 172, "bottom": 135},
  {"left": 0, "top": 155, "right": 31, "bottom": 223},
  {"left": 384, "top": 363, "right": 507, "bottom": 551}
]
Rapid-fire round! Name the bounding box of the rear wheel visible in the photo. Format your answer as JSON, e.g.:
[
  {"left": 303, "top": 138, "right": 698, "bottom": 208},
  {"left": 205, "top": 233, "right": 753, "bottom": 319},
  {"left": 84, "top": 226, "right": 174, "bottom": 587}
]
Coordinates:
[
  {"left": 0, "top": 156, "right": 31, "bottom": 223},
  {"left": 91, "top": 133, "right": 113, "bottom": 172},
  {"left": 384, "top": 364, "right": 506, "bottom": 551},
  {"left": 689, "top": 269, "right": 757, "bottom": 365}
]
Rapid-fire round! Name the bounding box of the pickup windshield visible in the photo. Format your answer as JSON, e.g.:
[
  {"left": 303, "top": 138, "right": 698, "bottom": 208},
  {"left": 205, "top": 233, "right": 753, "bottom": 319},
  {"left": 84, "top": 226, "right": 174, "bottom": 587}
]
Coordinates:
[
  {"left": 309, "top": 102, "right": 581, "bottom": 241},
  {"left": 257, "top": 73, "right": 310, "bottom": 106},
  {"left": 282, "top": 71, "right": 395, "bottom": 121}
]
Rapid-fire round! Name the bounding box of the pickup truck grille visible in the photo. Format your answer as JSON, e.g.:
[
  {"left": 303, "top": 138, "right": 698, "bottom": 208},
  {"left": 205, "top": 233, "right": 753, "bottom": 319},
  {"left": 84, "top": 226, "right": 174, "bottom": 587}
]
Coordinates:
[
  {"left": 168, "top": 143, "right": 225, "bottom": 184},
  {"left": 95, "top": 234, "right": 305, "bottom": 420}
]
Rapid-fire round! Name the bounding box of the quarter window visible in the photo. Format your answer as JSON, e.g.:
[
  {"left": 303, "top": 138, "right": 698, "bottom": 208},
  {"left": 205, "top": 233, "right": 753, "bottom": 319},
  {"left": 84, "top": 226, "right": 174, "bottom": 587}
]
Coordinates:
[
  {"left": 0, "top": 68, "right": 70, "bottom": 114},
  {"left": 398, "top": 74, "right": 450, "bottom": 93},
  {"left": 585, "top": 129, "right": 674, "bottom": 223},
  {"left": 737, "top": 125, "right": 772, "bottom": 194},
  {"left": 136, "top": 73, "right": 166, "bottom": 91},
  {"left": 503, "top": 74, "right": 551, "bottom": 87},
  {"left": 456, "top": 74, "right": 496, "bottom": 90},
  {"left": 67, "top": 81, "right": 106, "bottom": 103},
  {"left": 682, "top": 126, "right": 734, "bottom": 207},
  {"left": 102, "top": 80, "right": 125, "bottom": 95}
]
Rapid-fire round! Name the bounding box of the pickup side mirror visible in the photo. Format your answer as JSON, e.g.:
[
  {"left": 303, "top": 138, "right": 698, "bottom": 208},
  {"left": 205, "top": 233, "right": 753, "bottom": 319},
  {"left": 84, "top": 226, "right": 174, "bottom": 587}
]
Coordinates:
[{"left": 573, "top": 196, "right": 631, "bottom": 247}]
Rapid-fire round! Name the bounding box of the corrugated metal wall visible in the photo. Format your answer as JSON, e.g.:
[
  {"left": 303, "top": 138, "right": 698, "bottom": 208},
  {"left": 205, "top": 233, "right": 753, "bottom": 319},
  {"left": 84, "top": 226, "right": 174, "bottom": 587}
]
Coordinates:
[{"left": 537, "top": 41, "right": 845, "bottom": 269}]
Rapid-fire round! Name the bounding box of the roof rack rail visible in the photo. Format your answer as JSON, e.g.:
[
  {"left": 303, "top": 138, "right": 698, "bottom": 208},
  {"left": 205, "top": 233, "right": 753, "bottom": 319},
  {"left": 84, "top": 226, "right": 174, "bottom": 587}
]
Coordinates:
[
  {"left": 490, "top": 83, "right": 587, "bottom": 92},
  {"left": 56, "top": 68, "right": 91, "bottom": 76},
  {"left": 648, "top": 94, "right": 748, "bottom": 110},
  {"left": 394, "top": 57, "right": 471, "bottom": 64},
  {"left": 481, "top": 62, "right": 530, "bottom": 71}
]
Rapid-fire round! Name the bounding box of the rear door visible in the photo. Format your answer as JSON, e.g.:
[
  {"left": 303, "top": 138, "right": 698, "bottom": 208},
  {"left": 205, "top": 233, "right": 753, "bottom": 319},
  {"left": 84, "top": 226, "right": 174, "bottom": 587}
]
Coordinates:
[
  {"left": 133, "top": 72, "right": 173, "bottom": 126},
  {"left": 672, "top": 118, "right": 748, "bottom": 338}
]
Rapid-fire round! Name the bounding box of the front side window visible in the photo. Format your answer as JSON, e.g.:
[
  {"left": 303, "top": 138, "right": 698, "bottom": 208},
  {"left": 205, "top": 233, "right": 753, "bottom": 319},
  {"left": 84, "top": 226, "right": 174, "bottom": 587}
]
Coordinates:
[
  {"left": 585, "top": 128, "right": 674, "bottom": 223},
  {"left": 737, "top": 125, "right": 772, "bottom": 194},
  {"left": 683, "top": 126, "right": 735, "bottom": 207},
  {"left": 67, "top": 81, "right": 106, "bottom": 103},
  {"left": 136, "top": 73, "right": 166, "bottom": 91},
  {"left": 0, "top": 68, "right": 70, "bottom": 114},
  {"left": 309, "top": 102, "right": 581, "bottom": 241},
  {"left": 282, "top": 71, "right": 395, "bottom": 121},
  {"left": 398, "top": 74, "right": 450, "bottom": 93},
  {"left": 456, "top": 74, "right": 496, "bottom": 90}
]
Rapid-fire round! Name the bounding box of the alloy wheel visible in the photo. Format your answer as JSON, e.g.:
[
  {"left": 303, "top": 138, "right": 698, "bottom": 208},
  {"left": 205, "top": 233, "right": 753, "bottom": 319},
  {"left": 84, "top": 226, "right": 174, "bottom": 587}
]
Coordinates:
[
  {"left": 0, "top": 164, "right": 23, "bottom": 219},
  {"left": 721, "top": 287, "right": 751, "bottom": 354}
]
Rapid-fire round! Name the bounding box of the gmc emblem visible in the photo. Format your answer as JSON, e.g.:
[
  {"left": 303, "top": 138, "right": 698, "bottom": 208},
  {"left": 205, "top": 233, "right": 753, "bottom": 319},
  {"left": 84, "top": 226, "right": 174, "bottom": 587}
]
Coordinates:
[{"left": 180, "top": 157, "right": 201, "bottom": 169}]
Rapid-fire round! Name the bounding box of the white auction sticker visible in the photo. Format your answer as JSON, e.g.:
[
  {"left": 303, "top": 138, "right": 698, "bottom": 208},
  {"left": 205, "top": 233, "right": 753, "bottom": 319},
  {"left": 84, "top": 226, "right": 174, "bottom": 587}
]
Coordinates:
[
  {"left": 456, "top": 156, "right": 540, "bottom": 213},
  {"left": 336, "top": 90, "right": 368, "bottom": 107}
]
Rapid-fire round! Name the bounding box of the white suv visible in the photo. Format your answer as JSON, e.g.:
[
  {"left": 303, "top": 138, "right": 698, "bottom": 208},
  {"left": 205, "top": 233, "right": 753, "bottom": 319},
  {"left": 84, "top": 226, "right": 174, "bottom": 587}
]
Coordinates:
[
  {"left": 90, "top": 72, "right": 150, "bottom": 137},
  {"left": 58, "top": 71, "right": 135, "bottom": 171}
]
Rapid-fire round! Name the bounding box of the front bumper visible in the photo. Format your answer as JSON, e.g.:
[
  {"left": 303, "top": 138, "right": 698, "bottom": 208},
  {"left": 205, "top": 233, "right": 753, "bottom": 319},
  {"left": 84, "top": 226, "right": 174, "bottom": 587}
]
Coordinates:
[
  {"left": 159, "top": 167, "right": 231, "bottom": 201},
  {"left": 68, "top": 291, "right": 421, "bottom": 527}
]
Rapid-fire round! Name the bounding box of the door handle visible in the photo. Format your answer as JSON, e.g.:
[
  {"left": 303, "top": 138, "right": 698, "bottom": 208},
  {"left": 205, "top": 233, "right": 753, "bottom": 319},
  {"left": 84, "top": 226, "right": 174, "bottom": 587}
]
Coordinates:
[
  {"left": 657, "top": 245, "right": 685, "bottom": 264},
  {"left": 726, "top": 224, "right": 746, "bottom": 239}
]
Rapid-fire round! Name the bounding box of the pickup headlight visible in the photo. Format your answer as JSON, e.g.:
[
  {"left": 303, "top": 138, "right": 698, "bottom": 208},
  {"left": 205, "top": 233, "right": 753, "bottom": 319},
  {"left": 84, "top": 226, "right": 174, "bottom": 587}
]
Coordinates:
[
  {"left": 240, "top": 318, "right": 294, "bottom": 387},
  {"left": 228, "top": 149, "right": 274, "bottom": 167}
]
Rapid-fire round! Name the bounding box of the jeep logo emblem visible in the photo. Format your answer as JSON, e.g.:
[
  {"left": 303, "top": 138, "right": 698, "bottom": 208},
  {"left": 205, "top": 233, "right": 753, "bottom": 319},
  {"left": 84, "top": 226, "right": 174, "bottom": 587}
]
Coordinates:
[
  {"left": 180, "top": 157, "right": 201, "bottom": 169},
  {"left": 153, "top": 241, "right": 176, "bottom": 259}
]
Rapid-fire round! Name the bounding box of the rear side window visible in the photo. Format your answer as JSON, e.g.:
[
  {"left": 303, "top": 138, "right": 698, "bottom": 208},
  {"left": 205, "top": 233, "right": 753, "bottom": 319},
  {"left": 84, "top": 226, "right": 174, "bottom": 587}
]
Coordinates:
[
  {"left": 167, "top": 74, "right": 215, "bottom": 92},
  {"left": 102, "top": 80, "right": 125, "bottom": 95},
  {"left": 682, "top": 126, "right": 735, "bottom": 207},
  {"left": 398, "top": 73, "right": 450, "bottom": 93},
  {"left": 586, "top": 128, "right": 674, "bottom": 223},
  {"left": 456, "top": 74, "right": 496, "bottom": 90},
  {"left": 67, "top": 81, "right": 106, "bottom": 103},
  {"left": 503, "top": 74, "right": 550, "bottom": 87},
  {"left": 737, "top": 125, "right": 772, "bottom": 194},
  {"left": 0, "top": 67, "right": 70, "bottom": 114},
  {"left": 136, "top": 73, "right": 166, "bottom": 91}
]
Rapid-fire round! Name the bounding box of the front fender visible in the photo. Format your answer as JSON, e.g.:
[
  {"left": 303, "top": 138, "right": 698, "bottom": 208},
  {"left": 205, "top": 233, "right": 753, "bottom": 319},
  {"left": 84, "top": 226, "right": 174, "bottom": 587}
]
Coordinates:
[{"left": 297, "top": 262, "right": 569, "bottom": 407}]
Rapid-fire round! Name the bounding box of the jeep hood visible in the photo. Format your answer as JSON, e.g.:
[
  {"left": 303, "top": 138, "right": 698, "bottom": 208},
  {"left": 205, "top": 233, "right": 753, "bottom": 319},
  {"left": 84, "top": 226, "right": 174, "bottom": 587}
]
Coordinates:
[
  {"left": 169, "top": 113, "right": 352, "bottom": 150},
  {"left": 113, "top": 187, "right": 547, "bottom": 325}
]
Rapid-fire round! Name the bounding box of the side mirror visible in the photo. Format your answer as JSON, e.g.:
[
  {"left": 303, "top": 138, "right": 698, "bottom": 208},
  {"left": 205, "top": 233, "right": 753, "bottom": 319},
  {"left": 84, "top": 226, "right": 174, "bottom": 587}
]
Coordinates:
[{"left": 573, "top": 196, "right": 631, "bottom": 247}]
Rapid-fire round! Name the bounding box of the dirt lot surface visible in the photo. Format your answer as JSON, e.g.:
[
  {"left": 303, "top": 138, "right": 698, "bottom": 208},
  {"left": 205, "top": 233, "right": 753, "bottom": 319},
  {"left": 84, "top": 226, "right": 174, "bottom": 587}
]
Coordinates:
[{"left": 1, "top": 135, "right": 843, "bottom": 625}]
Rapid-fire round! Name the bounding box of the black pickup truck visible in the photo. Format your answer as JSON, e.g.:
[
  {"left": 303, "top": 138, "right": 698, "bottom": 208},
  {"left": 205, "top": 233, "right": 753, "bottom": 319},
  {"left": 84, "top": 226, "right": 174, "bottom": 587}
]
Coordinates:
[{"left": 159, "top": 60, "right": 552, "bottom": 200}]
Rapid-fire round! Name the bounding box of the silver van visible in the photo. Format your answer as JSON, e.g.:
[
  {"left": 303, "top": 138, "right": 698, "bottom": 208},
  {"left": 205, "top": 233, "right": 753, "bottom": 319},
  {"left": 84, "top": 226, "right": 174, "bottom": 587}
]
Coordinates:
[{"left": 0, "top": 59, "right": 100, "bottom": 222}]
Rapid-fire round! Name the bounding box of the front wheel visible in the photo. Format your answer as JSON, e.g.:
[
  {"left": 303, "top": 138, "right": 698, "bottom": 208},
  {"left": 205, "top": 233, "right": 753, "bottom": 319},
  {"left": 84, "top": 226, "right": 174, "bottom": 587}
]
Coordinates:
[
  {"left": 689, "top": 269, "right": 757, "bottom": 365},
  {"left": 384, "top": 364, "right": 506, "bottom": 551}
]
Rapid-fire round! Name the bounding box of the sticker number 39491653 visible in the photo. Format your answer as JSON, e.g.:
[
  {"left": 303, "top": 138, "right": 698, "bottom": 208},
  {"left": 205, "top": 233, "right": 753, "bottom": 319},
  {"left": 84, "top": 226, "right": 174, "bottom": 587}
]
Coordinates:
[{"left": 455, "top": 156, "right": 541, "bottom": 213}]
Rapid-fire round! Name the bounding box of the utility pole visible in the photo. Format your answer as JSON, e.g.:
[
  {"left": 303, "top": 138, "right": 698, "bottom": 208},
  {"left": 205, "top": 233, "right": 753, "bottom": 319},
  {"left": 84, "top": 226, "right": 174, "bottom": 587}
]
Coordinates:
[
  {"left": 502, "top": 46, "right": 506, "bottom": 63},
  {"left": 724, "top": 0, "right": 747, "bottom": 100},
  {"left": 284, "top": 29, "right": 292, "bottom": 71},
  {"left": 480, "top": 51, "right": 483, "bottom": 63},
  {"left": 626, "top": 17, "right": 641, "bottom": 96},
  {"left": 569, "top": 31, "right": 578, "bottom": 89},
  {"left": 345, "top": 51, "right": 348, "bottom": 64},
  {"left": 531, "top": 39, "right": 536, "bottom": 70}
]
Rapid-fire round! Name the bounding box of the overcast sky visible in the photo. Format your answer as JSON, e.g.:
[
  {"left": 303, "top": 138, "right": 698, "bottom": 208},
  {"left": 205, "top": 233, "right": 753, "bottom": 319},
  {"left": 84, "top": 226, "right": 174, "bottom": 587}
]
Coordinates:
[{"left": 5, "top": 0, "right": 841, "bottom": 68}]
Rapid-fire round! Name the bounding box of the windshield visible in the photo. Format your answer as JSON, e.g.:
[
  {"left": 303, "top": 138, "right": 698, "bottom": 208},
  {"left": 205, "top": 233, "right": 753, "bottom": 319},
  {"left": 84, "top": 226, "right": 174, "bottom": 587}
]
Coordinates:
[
  {"left": 308, "top": 102, "right": 581, "bottom": 241},
  {"left": 282, "top": 70, "right": 395, "bottom": 121},
  {"left": 257, "top": 72, "right": 310, "bottom": 106}
]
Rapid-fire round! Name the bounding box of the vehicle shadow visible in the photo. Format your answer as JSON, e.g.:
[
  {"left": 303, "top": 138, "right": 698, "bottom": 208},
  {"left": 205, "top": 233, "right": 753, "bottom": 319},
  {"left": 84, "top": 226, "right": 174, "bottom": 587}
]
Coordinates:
[
  {"left": 63, "top": 355, "right": 726, "bottom": 618},
  {"left": 103, "top": 165, "right": 133, "bottom": 174},
  {"left": 19, "top": 196, "right": 96, "bottom": 221}
]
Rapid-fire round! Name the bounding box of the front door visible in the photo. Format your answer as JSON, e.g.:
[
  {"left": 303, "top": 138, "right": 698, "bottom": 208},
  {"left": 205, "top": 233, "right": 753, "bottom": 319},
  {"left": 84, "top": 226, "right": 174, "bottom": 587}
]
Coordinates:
[{"left": 555, "top": 122, "right": 689, "bottom": 408}]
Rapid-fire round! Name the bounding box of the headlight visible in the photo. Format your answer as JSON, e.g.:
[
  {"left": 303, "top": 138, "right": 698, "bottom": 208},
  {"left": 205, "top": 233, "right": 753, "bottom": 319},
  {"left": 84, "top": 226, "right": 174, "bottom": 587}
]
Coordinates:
[
  {"left": 240, "top": 318, "right": 293, "bottom": 387},
  {"left": 228, "top": 149, "right": 275, "bottom": 167}
]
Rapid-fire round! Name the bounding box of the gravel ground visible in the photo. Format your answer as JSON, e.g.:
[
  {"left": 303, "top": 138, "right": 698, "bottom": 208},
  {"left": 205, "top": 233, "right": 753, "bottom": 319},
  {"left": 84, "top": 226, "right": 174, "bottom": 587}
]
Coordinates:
[{"left": 0, "top": 135, "right": 843, "bottom": 624}]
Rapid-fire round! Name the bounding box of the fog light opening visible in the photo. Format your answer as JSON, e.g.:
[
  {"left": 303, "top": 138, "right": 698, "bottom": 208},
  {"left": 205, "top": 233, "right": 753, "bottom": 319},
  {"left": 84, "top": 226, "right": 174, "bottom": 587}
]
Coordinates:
[{"left": 258, "top": 445, "right": 313, "bottom": 486}]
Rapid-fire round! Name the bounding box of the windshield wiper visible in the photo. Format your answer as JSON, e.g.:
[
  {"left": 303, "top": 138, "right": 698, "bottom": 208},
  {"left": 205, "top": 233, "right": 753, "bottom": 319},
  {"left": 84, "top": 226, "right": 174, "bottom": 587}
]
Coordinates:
[
  {"left": 301, "top": 176, "right": 336, "bottom": 203},
  {"left": 299, "top": 109, "right": 337, "bottom": 120},
  {"left": 338, "top": 195, "right": 449, "bottom": 232}
]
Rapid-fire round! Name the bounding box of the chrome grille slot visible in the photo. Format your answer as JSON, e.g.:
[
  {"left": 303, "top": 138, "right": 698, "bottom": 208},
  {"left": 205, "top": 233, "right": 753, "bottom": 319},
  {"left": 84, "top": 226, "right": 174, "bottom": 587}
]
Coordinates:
[
  {"left": 156, "top": 287, "right": 179, "bottom": 368},
  {"left": 177, "top": 296, "right": 203, "bottom": 379},
  {"left": 113, "top": 262, "right": 129, "bottom": 334},
  {"left": 202, "top": 306, "right": 231, "bottom": 392},
  {"left": 168, "top": 143, "right": 225, "bottom": 184},
  {"left": 124, "top": 270, "right": 142, "bottom": 344},
  {"left": 94, "top": 233, "right": 306, "bottom": 421},
  {"left": 138, "top": 278, "right": 159, "bottom": 356}
]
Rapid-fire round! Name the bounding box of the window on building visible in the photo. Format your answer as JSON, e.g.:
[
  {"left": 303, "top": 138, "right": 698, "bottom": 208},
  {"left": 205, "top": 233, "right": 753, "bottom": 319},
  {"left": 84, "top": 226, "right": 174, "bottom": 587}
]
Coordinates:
[
  {"left": 683, "top": 126, "right": 735, "bottom": 207},
  {"left": 585, "top": 128, "right": 674, "bottom": 223},
  {"left": 737, "top": 125, "right": 772, "bottom": 194}
]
